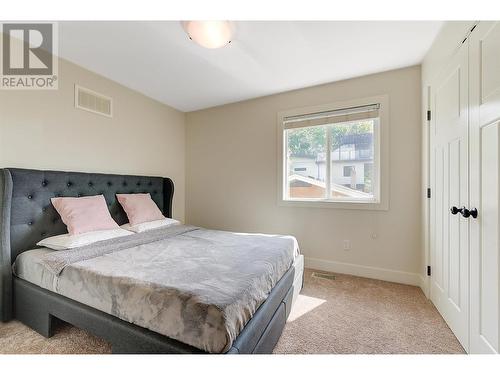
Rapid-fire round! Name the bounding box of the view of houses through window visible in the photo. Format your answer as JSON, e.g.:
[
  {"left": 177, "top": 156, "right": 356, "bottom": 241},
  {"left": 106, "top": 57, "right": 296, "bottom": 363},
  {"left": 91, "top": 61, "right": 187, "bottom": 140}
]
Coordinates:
[{"left": 285, "top": 119, "right": 376, "bottom": 201}]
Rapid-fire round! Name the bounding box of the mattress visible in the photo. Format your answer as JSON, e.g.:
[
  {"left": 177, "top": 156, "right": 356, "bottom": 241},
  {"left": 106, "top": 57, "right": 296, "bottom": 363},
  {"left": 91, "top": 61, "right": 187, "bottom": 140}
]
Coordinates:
[
  {"left": 13, "top": 225, "right": 301, "bottom": 353},
  {"left": 14, "top": 248, "right": 57, "bottom": 292}
]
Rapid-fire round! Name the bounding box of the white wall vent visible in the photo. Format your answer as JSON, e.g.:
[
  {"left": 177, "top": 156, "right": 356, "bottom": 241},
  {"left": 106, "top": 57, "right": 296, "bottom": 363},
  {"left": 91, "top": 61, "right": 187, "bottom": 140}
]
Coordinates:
[{"left": 74, "top": 85, "right": 113, "bottom": 117}]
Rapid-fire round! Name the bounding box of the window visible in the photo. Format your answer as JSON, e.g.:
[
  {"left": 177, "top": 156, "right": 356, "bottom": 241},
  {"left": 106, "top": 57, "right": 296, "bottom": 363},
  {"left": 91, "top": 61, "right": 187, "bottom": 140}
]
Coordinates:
[
  {"left": 278, "top": 96, "right": 388, "bottom": 210},
  {"left": 343, "top": 166, "right": 354, "bottom": 177}
]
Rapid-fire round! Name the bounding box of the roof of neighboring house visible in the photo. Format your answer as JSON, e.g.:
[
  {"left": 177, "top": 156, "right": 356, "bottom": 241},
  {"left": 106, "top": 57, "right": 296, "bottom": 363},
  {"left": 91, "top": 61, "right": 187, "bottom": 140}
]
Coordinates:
[
  {"left": 288, "top": 174, "right": 372, "bottom": 199},
  {"left": 315, "top": 152, "right": 373, "bottom": 164}
]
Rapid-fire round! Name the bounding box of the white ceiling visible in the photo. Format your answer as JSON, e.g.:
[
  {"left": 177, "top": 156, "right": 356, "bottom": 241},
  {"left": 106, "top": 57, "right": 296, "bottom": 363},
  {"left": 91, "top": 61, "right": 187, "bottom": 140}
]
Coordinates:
[{"left": 59, "top": 21, "right": 443, "bottom": 112}]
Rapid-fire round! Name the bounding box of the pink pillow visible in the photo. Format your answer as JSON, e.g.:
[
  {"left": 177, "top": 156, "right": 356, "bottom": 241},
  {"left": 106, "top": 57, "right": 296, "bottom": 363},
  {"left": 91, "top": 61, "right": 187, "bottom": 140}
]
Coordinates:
[
  {"left": 116, "top": 193, "right": 165, "bottom": 226},
  {"left": 51, "top": 195, "right": 119, "bottom": 235}
]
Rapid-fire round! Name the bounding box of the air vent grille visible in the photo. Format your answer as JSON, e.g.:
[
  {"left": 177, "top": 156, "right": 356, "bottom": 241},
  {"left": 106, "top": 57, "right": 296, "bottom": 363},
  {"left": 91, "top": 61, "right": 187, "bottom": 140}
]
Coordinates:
[
  {"left": 75, "top": 85, "right": 112, "bottom": 117},
  {"left": 311, "top": 272, "right": 336, "bottom": 280}
]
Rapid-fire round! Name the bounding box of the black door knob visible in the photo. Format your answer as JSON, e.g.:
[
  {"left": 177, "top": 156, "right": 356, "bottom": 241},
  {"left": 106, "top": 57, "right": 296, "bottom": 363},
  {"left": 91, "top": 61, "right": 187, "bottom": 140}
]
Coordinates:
[
  {"left": 460, "top": 207, "right": 471, "bottom": 218},
  {"left": 451, "top": 206, "right": 478, "bottom": 218},
  {"left": 469, "top": 208, "right": 478, "bottom": 219}
]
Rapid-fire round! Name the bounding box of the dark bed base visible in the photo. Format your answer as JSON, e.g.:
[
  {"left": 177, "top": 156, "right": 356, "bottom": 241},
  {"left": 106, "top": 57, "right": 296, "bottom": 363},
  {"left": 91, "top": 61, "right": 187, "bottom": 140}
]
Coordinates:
[{"left": 13, "top": 262, "right": 302, "bottom": 354}]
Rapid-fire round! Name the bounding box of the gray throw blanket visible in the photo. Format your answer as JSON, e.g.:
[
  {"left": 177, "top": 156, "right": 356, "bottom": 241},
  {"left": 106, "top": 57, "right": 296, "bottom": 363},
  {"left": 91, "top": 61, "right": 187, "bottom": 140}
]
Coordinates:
[
  {"left": 38, "top": 225, "right": 298, "bottom": 353},
  {"left": 41, "top": 225, "right": 199, "bottom": 275}
]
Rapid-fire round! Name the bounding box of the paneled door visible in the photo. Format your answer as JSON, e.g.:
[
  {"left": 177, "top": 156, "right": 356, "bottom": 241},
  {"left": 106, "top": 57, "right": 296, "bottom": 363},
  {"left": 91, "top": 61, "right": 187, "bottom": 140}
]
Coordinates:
[
  {"left": 429, "top": 39, "right": 469, "bottom": 351},
  {"left": 469, "top": 21, "right": 500, "bottom": 354}
]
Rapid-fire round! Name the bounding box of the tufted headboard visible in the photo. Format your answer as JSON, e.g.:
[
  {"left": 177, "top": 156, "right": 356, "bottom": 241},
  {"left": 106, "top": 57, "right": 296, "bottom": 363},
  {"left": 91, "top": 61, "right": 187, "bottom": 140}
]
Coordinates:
[{"left": 0, "top": 168, "right": 174, "bottom": 321}]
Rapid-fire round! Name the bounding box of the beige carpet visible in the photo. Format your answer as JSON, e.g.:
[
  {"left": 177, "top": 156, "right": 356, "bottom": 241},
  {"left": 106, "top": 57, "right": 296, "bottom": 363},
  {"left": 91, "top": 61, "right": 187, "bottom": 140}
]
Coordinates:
[{"left": 0, "top": 269, "right": 464, "bottom": 354}]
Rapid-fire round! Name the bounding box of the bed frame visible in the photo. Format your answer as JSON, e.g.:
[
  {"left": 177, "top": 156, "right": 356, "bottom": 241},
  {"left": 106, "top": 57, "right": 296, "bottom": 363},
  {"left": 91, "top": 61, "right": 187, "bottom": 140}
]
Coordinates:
[{"left": 0, "top": 168, "right": 303, "bottom": 354}]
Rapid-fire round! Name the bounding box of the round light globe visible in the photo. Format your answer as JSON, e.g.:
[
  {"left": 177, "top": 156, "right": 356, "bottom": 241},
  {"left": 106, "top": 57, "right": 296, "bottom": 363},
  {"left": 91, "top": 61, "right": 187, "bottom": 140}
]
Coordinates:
[{"left": 182, "top": 21, "right": 232, "bottom": 49}]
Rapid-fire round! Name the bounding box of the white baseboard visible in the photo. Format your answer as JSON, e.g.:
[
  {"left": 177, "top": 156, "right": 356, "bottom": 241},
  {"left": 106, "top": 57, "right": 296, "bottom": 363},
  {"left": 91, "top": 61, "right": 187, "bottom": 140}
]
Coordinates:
[
  {"left": 419, "top": 274, "right": 430, "bottom": 298},
  {"left": 305, "top": 257, "right": 421, "bottom": 287}
]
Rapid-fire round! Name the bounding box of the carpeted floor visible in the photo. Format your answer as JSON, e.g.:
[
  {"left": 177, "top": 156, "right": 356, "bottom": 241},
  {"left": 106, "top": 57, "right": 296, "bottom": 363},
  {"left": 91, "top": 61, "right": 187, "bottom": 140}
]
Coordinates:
[{"left": 0, "top": 269, "right": 465, "bottom": 354}]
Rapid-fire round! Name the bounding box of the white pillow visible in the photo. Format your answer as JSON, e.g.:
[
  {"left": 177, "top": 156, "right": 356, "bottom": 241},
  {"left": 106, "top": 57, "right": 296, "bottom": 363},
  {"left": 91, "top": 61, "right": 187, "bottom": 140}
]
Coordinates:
[
  {"left": 121, "top": 218, "right": 180, "bottom": 233},
  {"left": 37, "top": 228, "right": 133, "bottom": 251}
]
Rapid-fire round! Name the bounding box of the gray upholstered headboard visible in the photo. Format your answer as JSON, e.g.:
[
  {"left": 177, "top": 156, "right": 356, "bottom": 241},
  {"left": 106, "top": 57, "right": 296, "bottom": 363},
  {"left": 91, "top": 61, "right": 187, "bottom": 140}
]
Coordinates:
[{"left": 0, "top": 168, "right": 174, "bottom": 321}]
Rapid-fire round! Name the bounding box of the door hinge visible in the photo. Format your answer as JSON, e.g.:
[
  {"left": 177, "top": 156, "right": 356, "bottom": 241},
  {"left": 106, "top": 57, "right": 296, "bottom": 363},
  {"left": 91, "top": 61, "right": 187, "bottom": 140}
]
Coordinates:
[
  {"left": 427, "top": 188, "right": 431, "bottom": 199},
  {"left": 427, "top": 110, "right": 431, "bottom": 121},
  {"left": 427, "top": 266, "right": 431, "bottom": 276}
]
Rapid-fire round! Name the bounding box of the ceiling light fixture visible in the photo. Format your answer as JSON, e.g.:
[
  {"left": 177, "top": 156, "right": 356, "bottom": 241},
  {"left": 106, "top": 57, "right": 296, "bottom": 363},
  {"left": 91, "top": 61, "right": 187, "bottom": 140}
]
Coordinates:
[{"left": 182, "top": 21, "right": 233, "bottom": 49}]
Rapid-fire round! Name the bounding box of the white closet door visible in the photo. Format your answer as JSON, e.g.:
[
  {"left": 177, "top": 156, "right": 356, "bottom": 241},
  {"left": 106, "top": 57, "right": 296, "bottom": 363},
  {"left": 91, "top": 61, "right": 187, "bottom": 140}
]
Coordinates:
[
  {"left": 469, "top": 21, "right": 500, "bottom": 354},
  {"left": 429, "top": 40, "right": 469, "bottom": 351}
]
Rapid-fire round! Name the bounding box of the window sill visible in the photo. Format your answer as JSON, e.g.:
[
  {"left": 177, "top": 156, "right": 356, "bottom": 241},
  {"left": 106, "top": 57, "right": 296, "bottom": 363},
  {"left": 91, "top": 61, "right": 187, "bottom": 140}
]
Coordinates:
[{"left": 278, "top": 198, "right": 388, "bottom": 211}]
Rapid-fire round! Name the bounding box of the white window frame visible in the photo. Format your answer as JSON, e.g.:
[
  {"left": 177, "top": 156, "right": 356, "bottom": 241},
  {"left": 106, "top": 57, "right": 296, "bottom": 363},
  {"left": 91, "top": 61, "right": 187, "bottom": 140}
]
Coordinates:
[{"left": 277, "top": 95, "right": 389, "bottom": 210}]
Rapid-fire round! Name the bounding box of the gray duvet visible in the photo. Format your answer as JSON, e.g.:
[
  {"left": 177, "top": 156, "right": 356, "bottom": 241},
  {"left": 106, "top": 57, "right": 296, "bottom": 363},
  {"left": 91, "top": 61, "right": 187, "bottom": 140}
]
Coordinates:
[{"left": 31, "top": 225, "right": 299, "bottom": 353}]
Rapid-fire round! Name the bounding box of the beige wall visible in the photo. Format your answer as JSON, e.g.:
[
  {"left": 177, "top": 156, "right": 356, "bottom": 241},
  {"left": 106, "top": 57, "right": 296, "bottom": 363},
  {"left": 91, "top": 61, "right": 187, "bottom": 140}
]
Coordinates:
[
  {"left": 186, "top": 66, "right": 422, "bottom": 283},
  {"left": 0, "top": 57, "right": 186, "bottom": 221}
]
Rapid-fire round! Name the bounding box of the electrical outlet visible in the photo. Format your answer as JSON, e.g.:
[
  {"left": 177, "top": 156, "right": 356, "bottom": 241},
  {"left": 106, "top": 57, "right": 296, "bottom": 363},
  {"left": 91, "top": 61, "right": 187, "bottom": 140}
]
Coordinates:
[{"left": 343, "top": 240, "right": 351, "bottom": 251}]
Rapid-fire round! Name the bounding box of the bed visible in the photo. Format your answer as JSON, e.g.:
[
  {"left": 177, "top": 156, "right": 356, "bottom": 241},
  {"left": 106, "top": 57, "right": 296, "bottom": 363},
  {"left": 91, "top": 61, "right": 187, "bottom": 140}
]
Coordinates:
[{"left": 0, "top": 168, "right": 304, "bottom": 354}]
